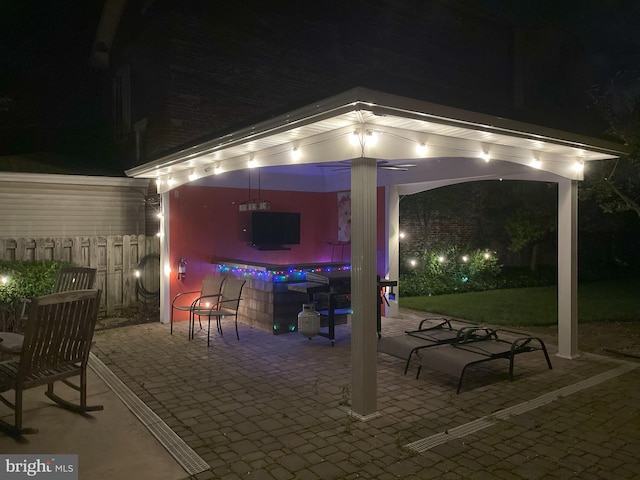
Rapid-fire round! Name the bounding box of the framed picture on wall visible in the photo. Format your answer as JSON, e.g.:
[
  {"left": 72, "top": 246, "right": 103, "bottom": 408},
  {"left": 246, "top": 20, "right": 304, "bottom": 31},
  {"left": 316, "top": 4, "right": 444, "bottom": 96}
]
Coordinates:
[{"left": 337, "top": 191, "right": 351, "bottom": 243}]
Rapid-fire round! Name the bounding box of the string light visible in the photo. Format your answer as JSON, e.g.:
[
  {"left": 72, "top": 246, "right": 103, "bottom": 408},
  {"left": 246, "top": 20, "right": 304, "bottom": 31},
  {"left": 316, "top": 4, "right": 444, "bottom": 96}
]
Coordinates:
[
  {"left": 415, "top": 142, "right": 428, "bottom": 155},
  {"left": 291, "top": 147, "right": 301, "bottom": 161},
  {"left": 365, "top": 130, "right": 378, "bottom": 146},
  {"left": 215, "top": 263, "right": 350, "bottom": 283},
  {"left": 573, "top": 160, "right": 585, "bottom": 173},
  {"left": 188, "top": 171, "right": 198, "bottom": 181},
  {"left": 531, "top": 153, "right": 542, "bottom": 169}
]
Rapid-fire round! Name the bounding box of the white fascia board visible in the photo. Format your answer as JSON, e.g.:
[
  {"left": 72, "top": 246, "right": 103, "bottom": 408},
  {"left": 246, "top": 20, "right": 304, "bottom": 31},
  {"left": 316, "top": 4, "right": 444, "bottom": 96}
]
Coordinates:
[{"left": 126, "top": 88, "right": 628, "bottom": 189}]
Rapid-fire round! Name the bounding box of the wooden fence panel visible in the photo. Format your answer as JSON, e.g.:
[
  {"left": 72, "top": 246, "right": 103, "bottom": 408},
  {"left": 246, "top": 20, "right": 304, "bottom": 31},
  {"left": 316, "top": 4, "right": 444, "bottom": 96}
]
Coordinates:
[{"left": 0, "top": 235, "right": 159, "bottom": 316}]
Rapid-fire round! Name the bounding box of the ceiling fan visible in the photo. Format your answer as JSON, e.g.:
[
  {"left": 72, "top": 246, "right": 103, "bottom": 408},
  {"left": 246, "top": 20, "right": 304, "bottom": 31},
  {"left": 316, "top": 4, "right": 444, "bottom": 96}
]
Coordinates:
[{"left": 316, "top": 160, "right": 417, "bottom": 172}]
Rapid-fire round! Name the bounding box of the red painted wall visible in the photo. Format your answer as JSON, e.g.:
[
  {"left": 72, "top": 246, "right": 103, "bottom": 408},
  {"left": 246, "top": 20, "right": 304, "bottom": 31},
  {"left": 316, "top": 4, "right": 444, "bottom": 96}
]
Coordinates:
[{"left": 169, "top": 185, "right": 387, "bottom": 302}]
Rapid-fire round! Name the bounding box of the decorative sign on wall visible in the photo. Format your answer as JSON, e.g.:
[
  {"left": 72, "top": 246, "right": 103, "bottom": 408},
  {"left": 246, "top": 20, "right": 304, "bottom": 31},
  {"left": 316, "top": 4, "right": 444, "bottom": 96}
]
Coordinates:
[{"left": 337, "top": 191, "right": 351, "bottom": 243}]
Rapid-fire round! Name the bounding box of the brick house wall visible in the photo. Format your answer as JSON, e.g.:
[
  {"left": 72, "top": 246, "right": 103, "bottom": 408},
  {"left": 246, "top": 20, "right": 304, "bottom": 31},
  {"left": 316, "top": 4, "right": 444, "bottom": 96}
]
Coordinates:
[
  {"left": 400, "top": 181, "right": 559, "bottom": 268},
  {"left": 400, "top": 182, "right": 495, "bottom": 251},
  {"left": 106, "top": 0, "right": 515, "bottom": 166}
]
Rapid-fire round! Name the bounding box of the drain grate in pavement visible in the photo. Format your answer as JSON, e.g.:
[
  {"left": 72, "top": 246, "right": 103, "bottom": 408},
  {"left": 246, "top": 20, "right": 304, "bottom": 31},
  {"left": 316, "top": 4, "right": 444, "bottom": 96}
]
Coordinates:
[
  {"left": 405, "top": 363, "right": 638, "bottom": 453},
  {"left": 89, "top": 353, "right": 210, "bottom": 475}
]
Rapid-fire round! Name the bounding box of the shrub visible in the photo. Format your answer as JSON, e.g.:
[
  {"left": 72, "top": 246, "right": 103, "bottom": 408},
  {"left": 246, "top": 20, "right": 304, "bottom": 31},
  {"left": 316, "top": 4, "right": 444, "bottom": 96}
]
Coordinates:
[
  {"left": 0, "top": 260, "right": 73, "bottom": 331},
  {"left": 399, "top": 244, "right": 501, "bottom": 296}
]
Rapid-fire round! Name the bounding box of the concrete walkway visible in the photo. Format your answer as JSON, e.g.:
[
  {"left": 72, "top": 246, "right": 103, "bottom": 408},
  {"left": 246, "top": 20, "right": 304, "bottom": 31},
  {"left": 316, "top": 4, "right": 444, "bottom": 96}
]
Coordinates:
[
  {"left": 0, "top": 366, "right": 186, "bottom": 479},
  {"left": 2, "top": 310, "right": 639, "bottom": 479}
]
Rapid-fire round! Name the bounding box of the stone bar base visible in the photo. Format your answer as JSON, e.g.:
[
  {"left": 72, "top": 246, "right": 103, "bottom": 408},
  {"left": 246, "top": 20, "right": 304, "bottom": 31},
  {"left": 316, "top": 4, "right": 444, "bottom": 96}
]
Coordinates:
[{"left": 213, "top": 260, "right": 349, "bottom": 335}]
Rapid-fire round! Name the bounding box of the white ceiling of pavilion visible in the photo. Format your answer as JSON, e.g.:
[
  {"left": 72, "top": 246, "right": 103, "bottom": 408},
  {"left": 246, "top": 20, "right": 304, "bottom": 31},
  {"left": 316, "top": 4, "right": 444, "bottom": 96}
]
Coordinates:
[{"left": 125, "top": 88, "right": 627, "bottom": 194}]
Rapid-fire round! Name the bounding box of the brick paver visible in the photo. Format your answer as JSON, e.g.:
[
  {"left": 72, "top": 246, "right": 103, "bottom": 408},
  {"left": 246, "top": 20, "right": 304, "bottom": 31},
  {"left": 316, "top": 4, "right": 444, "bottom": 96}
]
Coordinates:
[{"left": 92, "top": 312, "right": 640, "bottom": 479}]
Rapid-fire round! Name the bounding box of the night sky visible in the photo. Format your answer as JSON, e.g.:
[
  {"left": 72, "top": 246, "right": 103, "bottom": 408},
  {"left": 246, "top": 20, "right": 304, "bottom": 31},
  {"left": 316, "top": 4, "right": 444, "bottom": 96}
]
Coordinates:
[
  {"left": 0, "top": 1, "right": 105, "bottom": 159},
  {"left": 1, "top": 1, "right": 639, "bottom": 168}
]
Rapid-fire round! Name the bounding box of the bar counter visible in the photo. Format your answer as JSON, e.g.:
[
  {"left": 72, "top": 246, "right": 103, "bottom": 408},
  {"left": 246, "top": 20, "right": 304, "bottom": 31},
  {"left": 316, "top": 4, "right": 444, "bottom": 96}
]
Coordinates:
[{"left": 212, "top": 258, "right": 350, "bottom": 334}]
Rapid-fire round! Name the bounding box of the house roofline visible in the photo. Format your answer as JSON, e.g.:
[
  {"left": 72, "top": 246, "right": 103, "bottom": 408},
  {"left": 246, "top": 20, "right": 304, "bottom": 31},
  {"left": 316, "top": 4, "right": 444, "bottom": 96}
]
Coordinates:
[{"left": 126, "top": 87, "right": 629, "bottom": 178}]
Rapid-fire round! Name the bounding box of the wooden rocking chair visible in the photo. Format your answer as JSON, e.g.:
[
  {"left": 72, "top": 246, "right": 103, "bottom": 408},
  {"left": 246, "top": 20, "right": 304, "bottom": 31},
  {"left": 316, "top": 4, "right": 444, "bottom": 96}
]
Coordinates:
[
  {"left": 0, "top": 289, "right": 103, "bottom": 436},
  {"left": 1, "top": 267, "right": 97, "bottom": 358}
]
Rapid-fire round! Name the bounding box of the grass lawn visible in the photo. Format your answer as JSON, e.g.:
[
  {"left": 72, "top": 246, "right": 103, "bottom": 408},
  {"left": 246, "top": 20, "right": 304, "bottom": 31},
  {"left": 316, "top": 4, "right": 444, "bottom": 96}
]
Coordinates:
[{"left": 399, "top": 278, "right": 640, "bottom": 327}]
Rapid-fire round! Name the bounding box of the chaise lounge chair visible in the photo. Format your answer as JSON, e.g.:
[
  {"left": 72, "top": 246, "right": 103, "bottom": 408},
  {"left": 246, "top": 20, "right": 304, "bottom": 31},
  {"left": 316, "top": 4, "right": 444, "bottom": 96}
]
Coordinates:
[
  {"left": 377, "top": 317, "right": 492, "bottom": 374},
  {"left": 416, "top": 329, "right": 553, "bottom": 393}
]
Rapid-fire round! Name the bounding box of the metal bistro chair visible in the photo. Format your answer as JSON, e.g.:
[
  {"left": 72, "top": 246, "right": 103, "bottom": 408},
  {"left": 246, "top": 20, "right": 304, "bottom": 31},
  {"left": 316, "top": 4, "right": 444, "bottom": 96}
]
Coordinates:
[
  {"left": 0, "top": 289, "right": 103, "bottom": 436},
  {"left": 204, "top": 277, "right": 246, "bottom": 347},
  {"left": 170, "top": 275, "right": 226, "bottom": 339},
  {"left": 0, "top": 267, "right": 97, "bottom": 358}
]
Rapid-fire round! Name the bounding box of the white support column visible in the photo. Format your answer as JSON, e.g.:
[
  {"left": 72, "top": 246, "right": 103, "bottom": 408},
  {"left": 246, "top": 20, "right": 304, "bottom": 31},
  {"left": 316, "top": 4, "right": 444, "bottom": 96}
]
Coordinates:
[
  {"left": 159, "top": 191, "right": 171, "bottom": 324},
  {"left": 557, "top": 178, "right": 578, "bottom": 358},
  {"left": 350, "top": 157, "right": 379, "bottom": 419},
  {"left": 385, "top": 185, "right": 400, "bottom": 317}
]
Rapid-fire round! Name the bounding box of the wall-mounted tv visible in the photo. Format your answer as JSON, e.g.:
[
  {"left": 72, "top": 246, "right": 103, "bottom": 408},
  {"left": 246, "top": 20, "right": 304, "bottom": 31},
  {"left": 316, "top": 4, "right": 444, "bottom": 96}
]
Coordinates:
[{"left": 251, "top": 211, "right": 300, "bottom": 249}]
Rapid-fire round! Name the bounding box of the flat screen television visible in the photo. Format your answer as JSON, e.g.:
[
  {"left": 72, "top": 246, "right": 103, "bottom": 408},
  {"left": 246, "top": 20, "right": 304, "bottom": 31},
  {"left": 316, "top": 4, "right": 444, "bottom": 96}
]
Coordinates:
[{"left": 251, "top": 211, "right": 301, "bottom": 248}]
